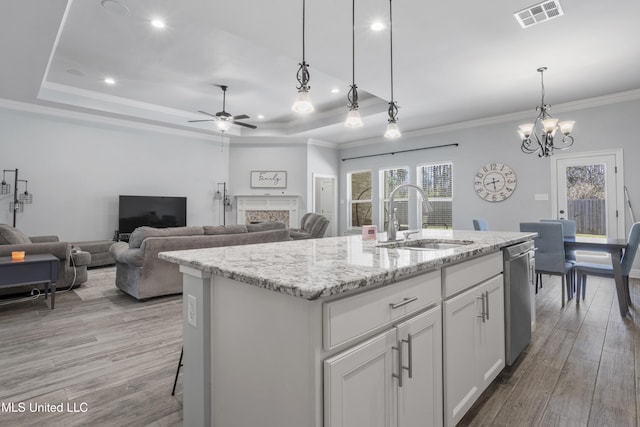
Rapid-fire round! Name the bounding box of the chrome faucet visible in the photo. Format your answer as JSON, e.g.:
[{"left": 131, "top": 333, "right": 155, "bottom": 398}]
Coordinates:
[{"left": 386, "top": 183, "right": 432, "bottom": 241}]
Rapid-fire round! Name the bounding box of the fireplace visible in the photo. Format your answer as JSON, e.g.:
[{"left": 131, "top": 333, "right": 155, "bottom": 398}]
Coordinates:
[
  {"left": 235, "top": 195, "right": 300, "bottom": 228},
  {"left": 245, "top": 210, "right": 290, "bottom": 224}
]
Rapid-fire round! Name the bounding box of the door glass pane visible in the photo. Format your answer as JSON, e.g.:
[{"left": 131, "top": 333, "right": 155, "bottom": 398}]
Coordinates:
[{"left": 565, "top": 164, "right": 606, "bottom": 237}]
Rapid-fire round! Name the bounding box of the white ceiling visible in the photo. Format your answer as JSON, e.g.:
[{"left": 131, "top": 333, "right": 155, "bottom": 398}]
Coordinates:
[{"left": 2, "top": 0, "right": 640, "bottom": 145}]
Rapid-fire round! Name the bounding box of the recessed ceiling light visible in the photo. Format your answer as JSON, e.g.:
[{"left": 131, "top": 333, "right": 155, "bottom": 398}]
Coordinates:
[
  {"left": 257, "top": 114, "right": 265, "bottom": 119},
  {"left": 66, "top": 69, "right": 85, "bottom": 77},
  {"left": 331, "top": 88, "right": 340, "bottom": 94},
  {"left": 370, "top": 21, "right": 386, "bottom": 31},
  {"left": 150, "top": 18, "right": 166, "bottom": 29},
  {"left": 104, "top": 77, "right": 116, "bottom": 85},
  {"left": 101, "top": 0, "right": 129, "bottom": 15}
]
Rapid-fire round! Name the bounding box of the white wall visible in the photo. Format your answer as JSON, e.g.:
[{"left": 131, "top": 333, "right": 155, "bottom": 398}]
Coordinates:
[
  {"left": 0, "top": 103, "right": 229, "bottom": 241},
  {"left": 338, "top": 97, "right": 640, "bottom": 274},
  {"left": 227, "top": 139, "right": 339, "bottom": 231},
  {"left": 338, "top": 97, "right": 640, "bottom": 236}
]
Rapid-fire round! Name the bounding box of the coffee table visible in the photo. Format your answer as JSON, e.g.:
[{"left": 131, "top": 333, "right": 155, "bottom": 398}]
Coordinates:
[{"left": 0, "top": 254, "right": 59, "bottom": 309}]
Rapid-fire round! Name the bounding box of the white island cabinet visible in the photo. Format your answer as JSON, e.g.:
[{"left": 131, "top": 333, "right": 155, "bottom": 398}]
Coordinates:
[
  {"left": 159, "top": 229, "right": 534, "bottom": 427},
  {"left": 324, "top": 272, "right": 443, "bottom": 427},
  {"left": 442, "top": 252, "right": 505, "bottom": 427}
]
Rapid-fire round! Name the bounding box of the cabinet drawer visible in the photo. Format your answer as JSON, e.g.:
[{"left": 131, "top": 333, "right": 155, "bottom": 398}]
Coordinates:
[
  {"left": 442, "top": 251, "right": 502, "bottom": 298},
  {"left": 323, "top": 270, "right": 441, "bottom": 350}
]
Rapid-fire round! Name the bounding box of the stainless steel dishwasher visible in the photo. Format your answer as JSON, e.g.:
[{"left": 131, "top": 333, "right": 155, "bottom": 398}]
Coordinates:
[{"left": 503, "top": 240, "right": 535, "bottom": 366}]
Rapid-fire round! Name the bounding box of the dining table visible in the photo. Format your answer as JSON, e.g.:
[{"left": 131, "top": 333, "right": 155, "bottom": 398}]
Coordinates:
[{"left": 564, "top": 236, "right": 629, "bottom": 316}]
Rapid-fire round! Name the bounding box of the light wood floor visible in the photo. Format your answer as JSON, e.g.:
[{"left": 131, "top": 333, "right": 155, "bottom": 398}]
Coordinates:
[
  {"left": 0, "top": 268, "right": 638, "bottom": 426},
  {"left": 0, "top": 267, "right": 183, "bottom": 426},
  {"left": 461, "top": 274, "right": 640, "bottom": 427}
]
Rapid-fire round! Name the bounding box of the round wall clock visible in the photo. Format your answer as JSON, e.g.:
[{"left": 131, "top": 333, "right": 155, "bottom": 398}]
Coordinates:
[{"left": 474, "top": 162, "right": 517, "bottom": 202}]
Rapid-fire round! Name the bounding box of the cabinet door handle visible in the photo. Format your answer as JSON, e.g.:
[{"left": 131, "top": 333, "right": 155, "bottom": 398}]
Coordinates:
[
  {"left": 390, "top": 296, "right": 418, "bottom": 310},
  {"left": 392, "top": 344, "right": 403, "bottom": 387},
  {"left": 485, "top": 290, "right": 490, "bottom": 321},
  {"left": 402, "top": 334, "right": 414, "bottom": 379},
  {"left": 477, "top": 294, "right": 486, "bottom": 323}
]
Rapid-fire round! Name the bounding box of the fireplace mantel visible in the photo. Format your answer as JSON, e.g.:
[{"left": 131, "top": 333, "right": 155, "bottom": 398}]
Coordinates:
[{"left": 235, "top": 195, "right": 300, "bottom": 228}]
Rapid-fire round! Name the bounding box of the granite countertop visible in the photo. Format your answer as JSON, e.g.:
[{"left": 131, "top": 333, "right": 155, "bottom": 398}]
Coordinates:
[{"left": 158, "top": 229, "right": 535, "bottom": 300}]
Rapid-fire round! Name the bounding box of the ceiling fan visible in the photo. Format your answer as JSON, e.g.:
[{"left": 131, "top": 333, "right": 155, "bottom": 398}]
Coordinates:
[{"left": 188, "top": 85, "right": 257, "bottom": 131}]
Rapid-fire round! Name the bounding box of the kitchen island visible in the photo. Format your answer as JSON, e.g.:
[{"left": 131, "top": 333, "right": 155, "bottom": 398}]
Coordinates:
[{"left": 159, "top": 229, "right": 535, "bottom": 427}]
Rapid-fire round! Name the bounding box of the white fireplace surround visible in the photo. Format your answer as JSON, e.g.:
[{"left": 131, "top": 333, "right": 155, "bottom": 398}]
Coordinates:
[{"left": 235, "top": 195, "right": 300, "bottom": 228}]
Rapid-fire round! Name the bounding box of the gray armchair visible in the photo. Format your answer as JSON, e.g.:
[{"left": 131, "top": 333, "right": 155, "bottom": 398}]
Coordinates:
[
  {"left": 290, "top": 213, "right": 329, "bottom": 240},
  {"left": 0, "top": 224, "right": 90, "bottom": 291}
]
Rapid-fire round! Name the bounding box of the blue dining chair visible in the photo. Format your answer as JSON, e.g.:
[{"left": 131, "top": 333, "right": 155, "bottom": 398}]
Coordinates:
[
  {"left": 541, "top": 219, "right": 578, "bottom": 293},
  {"left": 473, "top": 218, "right": 489, "bottom": 231},
  {"left": 520, "top": 222, "right": 574, "bottom": 307},
  {"left": 574, "top": 222, "right": 640, "bottom": 302}
]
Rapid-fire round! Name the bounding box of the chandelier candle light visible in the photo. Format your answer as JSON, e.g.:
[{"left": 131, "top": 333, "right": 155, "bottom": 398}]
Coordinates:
[
  {"left": 518, "top": 67, "right": 575, "bottom": 157},
  {"left": 344, "top": 0, "right": 363, "bottom": 128},
  {"left": 384, "top": 0, "right": 401, "bottom": 139},
  {"left": 292, "top": 0, "right": 314, "bottom": 113}
]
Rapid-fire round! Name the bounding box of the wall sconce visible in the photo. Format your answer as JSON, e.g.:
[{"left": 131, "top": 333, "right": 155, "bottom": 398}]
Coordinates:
[{"left": 215, "top": 182, "right": 232, "bottom": 225}]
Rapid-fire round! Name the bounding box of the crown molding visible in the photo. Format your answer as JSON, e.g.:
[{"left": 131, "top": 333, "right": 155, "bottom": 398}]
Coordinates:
[
  {"left": 0, "top": 97, "right": 230, "bottom": 142},
  {"left": 339, "top": 88, "right": 640, "bottom": 150}
]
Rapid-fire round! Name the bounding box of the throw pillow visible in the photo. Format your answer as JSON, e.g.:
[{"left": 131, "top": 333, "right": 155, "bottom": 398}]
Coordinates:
[
  {"left": 0, "top": 224, "right": 32, "bottom": 245},
  {"left": 203, "top": 225, "right": 248, "bottom": 235},
  {"left": 246, "top": 221, "right": 287, "bottom": 232}
]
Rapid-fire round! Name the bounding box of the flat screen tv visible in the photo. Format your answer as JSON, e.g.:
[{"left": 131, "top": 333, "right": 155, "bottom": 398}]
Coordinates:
[{"left": 118, "top": 195, "right": 187, "bottom": 234}]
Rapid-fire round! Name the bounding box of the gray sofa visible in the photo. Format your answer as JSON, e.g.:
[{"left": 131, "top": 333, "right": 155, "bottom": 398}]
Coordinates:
[
  {"left": 109, "top": 222, "right": 291, "bottom": 300},
  {"left": 0, "top": 224, "right": 90, "bottom": 293}
]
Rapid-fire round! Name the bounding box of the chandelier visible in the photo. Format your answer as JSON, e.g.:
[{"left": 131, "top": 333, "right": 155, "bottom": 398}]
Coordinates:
[{"left": 518, "top": 67, "right": 575, "bottom": 157}]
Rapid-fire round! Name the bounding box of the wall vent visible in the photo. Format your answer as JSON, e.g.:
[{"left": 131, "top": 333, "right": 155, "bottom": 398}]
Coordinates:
[{"left": 514, "top": 0, "right": 564, "bottom": 28}]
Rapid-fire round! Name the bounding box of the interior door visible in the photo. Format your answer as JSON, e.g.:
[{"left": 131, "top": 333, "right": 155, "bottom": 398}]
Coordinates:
[
  {"left": 315, "top": 176, "right": 336, "bottom": 236},
  {"left": 552, "top": 150, "right": 624, "bottom": 239}
]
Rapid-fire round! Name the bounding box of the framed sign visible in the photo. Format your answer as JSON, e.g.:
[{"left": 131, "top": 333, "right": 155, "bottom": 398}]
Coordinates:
[{"left": 250, "top": 171, "right": 287, "bottom": 188}]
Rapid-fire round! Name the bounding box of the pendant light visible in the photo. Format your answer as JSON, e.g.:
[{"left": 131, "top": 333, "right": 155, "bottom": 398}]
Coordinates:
[
  {"left": 384, "top": 0, "right": 401, "bottom": 139},
  {"left": 292, "top": 0, "right": 314, "bottom": 113},
  {"left": 344, "top": 0, "right": 363, "bottom": 128}
]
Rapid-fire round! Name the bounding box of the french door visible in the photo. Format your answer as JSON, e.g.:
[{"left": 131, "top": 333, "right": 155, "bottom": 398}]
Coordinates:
[{"left": 551, "top": 149, "right": 624, "bottom": 240}]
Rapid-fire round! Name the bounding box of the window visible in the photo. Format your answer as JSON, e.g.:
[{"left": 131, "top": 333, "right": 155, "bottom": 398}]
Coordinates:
[
  {"left": 347, "top": 170, "right": 372, "bottom": 228},
  {"left": 380, "top": 167, "right": 410, "bottom": 231},
  {"left": 419, "top": 162, "right": 453, "bottom": 229}
]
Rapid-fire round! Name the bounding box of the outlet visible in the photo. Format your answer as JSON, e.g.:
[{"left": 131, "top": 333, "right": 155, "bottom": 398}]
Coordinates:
[{"left": 187, "top": 294, "right": 197, "bottom": 327}]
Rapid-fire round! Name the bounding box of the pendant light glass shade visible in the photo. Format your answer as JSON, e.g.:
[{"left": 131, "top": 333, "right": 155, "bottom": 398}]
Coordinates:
[
  {"left": 344, "top": 108, "right": 363, "bottom": 128},
  {"left": 292, "top": 88, "right": 314, "bottom": 113},
  {"left": 384, "top": 121, "right": 401, "bottom": 139}
]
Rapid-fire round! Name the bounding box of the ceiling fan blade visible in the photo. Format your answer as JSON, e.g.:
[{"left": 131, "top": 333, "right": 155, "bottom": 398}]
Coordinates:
[
  {"left": 233, "top": 114, "right": 250, "bottom": 120},
  {"left": 188, "top": 119, "right": 216, "bottom": 123},
  {"left": 197, "top": 110, "right": 219, "bottom": 118},
  {"left": 234, "top": 121, "right": 257, "bottom": 129}
]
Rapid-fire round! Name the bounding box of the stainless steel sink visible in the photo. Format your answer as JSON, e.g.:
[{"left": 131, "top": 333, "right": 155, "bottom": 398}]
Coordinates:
[
  {"left": 404, "top": 242, "right": 467, "bottom": 250},
  {"left": 377, "top": 239, "right": 473, "bottom": 251}
]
